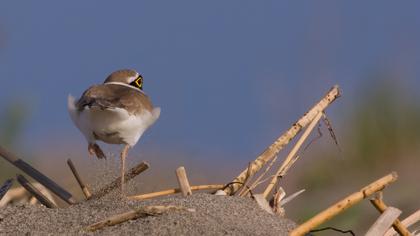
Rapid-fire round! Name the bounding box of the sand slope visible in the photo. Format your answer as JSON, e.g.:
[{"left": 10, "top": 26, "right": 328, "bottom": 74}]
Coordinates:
[{"left": 0, "top": 193, "right": 296, "bottom": 235}]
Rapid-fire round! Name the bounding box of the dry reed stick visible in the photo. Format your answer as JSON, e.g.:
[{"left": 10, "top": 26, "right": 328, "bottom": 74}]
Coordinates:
[
  {"left": 385, "top": 210, "right": 420, "bottom": 236},
  {"left": 366, "top": 207, "right": 402, "bottom": 236},
  {"left": 86, "top": 205, "right": 194, "bottom": 232},
  {"left": 67, "top": 159, "right": 92, "bottom": 200},
  {"left": 93, "top": 161, "right": 149, "bottom": 198},
  {"left": 223, "top": 85, "right": 340, "bottom": 195},
  {"left": 175, "top": 166, "right": 192, "bottom": 196},
  {"left": 263, "top": 112, "right": 323, "bottom": 198},
  {"left": 16, "top": 175, "right": 58, "bottom": 208},
  {"left": 0, "top": 179, "right": 13, "bottom": 201},
  {"left": 370, "top": 197, "right": 411, "bottom": 236},
  {"left": 128, "top": 184, "right": 224, "bottom": 201},
  {"left": 236, "top": 162, "right": 254, "bottom": 196},
  {"left": 290, "top": 172, "right": 398, "bottom": 236},
  {"left": 0, "top": 145, "right": 76, "bottom": 204}
]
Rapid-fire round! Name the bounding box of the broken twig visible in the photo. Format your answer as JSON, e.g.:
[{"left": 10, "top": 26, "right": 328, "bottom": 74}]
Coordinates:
[
  {"left": 128, "top": 184, "right": 224, "bottom": 200},
  {"left": 67, "top": 159, "right": 92, "bottom": 200},
  {"left": 93, "top": 161, "right": 149, "bottom": 198},
  {"left": 0, "top": 145, "right": 76, "bottom": 204},
  {"left": 224, "top": 85, "right": 340, "bottom": 195},
  {"left": 290, "top": 172, "right": 398, "bottom": 236},
  {"left": 86, "top": 205, "right": 194, "bottom": 232},
  {"left": 16, "top": 175, "right": 58, "bottom": 208},
  {"left": 175, "top": 166, "right": 192, "bottom": 196}
]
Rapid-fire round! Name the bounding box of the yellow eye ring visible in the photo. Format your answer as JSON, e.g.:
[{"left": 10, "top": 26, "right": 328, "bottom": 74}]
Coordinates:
[{"left": 134, "top": 77, "right": 142, "bottom": 88}]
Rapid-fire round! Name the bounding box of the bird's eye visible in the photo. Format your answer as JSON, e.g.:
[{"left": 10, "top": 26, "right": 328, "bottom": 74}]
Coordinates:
[{"left": 130, "top": 76, "right": 143, "bottom": 90}]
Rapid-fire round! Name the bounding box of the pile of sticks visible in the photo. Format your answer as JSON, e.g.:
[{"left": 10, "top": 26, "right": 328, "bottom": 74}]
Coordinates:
[{"left": 206, "top": 85, "right": 419, "bottom": 235}]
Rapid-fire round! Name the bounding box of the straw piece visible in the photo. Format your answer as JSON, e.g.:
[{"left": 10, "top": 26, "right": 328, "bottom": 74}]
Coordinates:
[
  {"left": 128, "top": 184, "right": 224, "bottom": 201},
  {"left": 86, "top": 205, "right": 194, "bottom": 232},
  {"left": 67, "top": 159, "right": 92, "bottom": 200},
  {"left": 175, "top": 166, "right": 192, "bottom": 196}
]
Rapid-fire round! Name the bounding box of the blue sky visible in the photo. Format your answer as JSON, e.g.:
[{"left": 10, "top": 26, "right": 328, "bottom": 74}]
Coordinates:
[{"left": 1, "top": 1, "right": 419, "bottom": 159}]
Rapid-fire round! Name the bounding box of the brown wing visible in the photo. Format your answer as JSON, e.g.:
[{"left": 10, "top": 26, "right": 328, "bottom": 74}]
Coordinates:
[{"left": 76, "top": 84, "right": 154, "bottom": 115}]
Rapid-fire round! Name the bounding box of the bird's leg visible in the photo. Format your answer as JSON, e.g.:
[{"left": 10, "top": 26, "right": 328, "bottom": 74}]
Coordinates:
[
  {"left": 120, "top": 144, "right": 130, "bottom": 194},
  {"left": 88, "top": 143, "right": 106, "bottom": 159}
]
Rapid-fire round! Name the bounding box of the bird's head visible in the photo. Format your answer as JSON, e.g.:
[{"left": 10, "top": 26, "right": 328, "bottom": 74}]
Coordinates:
[{"left": 104, "top": 69, "right": 143, "bottom": 90}]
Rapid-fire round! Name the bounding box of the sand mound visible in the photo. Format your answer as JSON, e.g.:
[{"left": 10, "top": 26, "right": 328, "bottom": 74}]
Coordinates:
[{"left": 0, "top": 192, "right": 296, "bottom": 235}]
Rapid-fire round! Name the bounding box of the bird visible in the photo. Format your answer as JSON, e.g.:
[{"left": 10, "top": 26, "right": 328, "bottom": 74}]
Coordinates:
[{"left": 67, "top": 69, "right": 160, "bottom": 193}]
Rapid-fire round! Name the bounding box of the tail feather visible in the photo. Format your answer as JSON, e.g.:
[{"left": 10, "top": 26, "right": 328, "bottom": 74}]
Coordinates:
[{"left": 152, "top": 107, "right": 161, "bottom": 121}]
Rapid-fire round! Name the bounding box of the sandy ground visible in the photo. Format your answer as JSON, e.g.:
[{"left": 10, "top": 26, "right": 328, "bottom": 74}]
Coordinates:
[{"left": 0, "top": 192, "right": 296, "bottom": 236}]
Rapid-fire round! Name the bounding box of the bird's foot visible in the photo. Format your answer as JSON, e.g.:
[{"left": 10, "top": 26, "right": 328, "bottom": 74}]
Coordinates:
[{"left": 88, "top": 143, "right": 106, "bottom": 159}]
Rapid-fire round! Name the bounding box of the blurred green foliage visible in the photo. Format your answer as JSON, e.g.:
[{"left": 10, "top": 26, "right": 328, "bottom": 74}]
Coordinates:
[
  {"left": 0, "top": 101, "right": 29, "bottom": 181},
  {"left": 0, "top": 101, "right": 28, "bottom": 148},
  {"left": 350, "top": 77, "right": 420, "bottom": 167}
]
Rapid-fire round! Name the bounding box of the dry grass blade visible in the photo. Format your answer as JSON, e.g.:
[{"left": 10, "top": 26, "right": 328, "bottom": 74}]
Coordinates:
[
  {"left": 128, "top": 184, "right": 224, "bottom": 200},
  {"left": 16, "top": 174, "right": 58, "bottom": 208},
  {"left": 86, "top": 205, "right": 195, "bottom": 232},
  {"left": 241, "top": 155, "right": 279, "bottom": 197},
  {"left": 290, "top": 172, "right": 398, "bottom": 236},
  {"left": 280, "top": 189, "right": 305, "bottom": 207},
  {"left": 223, "top": 85, "right": 341, "bottom": 195},
  {"left": 263, "top": 112, "right": 323, "bottom": 198},
  {"left": 0, "top": 178, "right": 13, "bottom": 201},
  {"left": 67, "top": 159, "right": 92, "bottom": 200}
]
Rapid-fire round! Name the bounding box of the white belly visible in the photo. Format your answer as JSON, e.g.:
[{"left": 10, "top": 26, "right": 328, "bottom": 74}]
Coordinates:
[{"left": 67, "top": 95, "right": 160, "bottom": 146}]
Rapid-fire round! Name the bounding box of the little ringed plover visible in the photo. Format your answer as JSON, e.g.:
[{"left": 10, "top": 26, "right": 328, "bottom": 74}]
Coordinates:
[{"left": 67, "top": 69, "right": 160, "bottom": 192}]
